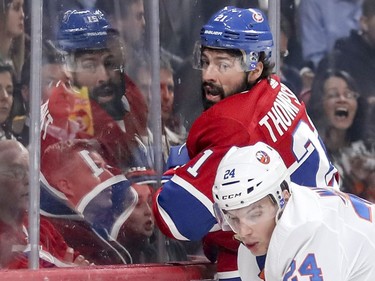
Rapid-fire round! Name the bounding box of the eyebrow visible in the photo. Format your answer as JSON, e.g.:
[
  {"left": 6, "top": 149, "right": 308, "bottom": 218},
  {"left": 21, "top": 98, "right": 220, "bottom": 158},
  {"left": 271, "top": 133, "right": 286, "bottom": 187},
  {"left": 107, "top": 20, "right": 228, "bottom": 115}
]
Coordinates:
[{"left": 203, "top": 52, "right": 236, "bottom": 60}]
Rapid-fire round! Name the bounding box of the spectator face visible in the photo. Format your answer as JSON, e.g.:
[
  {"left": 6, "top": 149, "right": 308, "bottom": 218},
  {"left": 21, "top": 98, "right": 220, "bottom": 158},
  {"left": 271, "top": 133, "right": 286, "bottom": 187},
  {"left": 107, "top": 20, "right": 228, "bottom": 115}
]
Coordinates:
[
  {"left": 21, "top": 63, "right": 69, "bottom": 112},
  {"left": 0, "top": 70, "right": 13, "bottom": 124},
  {"left": 201, "top": 48, "right": 248, "bottom": 107},
  {"left": 118, "top": 0, "right": 145, "bottom": 48},
  {"left": 0, "top": 141, "right": 29, "bottom": 217},
  {"left": 41, "top": 63, "right": 70, "bottom": 103},
  {"left": 322, "top": 76, "right": 358, "bottom": 130},
  {"left": 47, "top": 82, "right": 75, "bottom": 120},
  {"left": 224, "top": 196, "right": 277, "bottom": 257},
  {"left": 160, "top": 68, "right": 174, "bottom": 122},
  {"left": 122, "top": 184, "right": 154, "bottom": 240},
  {"left": 5, "top": 0, "right": 24, "bottom": 37}
]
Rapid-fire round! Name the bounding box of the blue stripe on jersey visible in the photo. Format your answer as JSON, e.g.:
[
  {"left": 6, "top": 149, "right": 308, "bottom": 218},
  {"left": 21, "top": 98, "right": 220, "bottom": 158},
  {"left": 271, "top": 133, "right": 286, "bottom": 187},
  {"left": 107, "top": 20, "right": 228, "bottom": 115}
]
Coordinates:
[
  {"left": 256, "top": 254, "right": 266, "bottom": 270},
  {"left": 158, "top": 180, "right": 217, "bottom": 241},
  {"left": 40, "top": 180, "right": 77, "bottom": 216},
  {"left": 219, "top": 277, "right": 242, "bottom": 281},
  {"left": 290, "top": 148, "right": 320, "bottom": 187},
  {"left": 348, "top": 194, "right": 372, "bottom": 222}
]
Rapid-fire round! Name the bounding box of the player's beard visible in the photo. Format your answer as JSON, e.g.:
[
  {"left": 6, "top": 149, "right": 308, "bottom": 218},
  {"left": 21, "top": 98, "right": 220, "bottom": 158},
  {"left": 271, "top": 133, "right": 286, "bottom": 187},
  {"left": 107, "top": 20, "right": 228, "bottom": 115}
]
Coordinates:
[
  {"left": 90, "top": 81, "right": 127, "bottom": 120},
  {"left": 72, "top": 72, "right": 127, "bottom": 120},
  {"left": 201, "top": 74, "right": 251, "bottom": 110}
]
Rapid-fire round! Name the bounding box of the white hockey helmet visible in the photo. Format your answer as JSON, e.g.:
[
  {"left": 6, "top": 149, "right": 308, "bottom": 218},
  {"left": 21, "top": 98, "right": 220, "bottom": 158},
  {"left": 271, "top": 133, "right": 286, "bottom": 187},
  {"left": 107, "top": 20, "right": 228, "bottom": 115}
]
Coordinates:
[{"left": 213, "top": 142, "right": 290, "bottom": 220}]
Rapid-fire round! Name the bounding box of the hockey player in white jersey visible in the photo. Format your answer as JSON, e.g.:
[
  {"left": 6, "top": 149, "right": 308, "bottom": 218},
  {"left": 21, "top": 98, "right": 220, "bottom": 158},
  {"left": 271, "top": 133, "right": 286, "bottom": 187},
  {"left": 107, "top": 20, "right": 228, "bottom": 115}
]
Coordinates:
[{"left": 212, "top": 142, "right": 375, "bottom": 281}]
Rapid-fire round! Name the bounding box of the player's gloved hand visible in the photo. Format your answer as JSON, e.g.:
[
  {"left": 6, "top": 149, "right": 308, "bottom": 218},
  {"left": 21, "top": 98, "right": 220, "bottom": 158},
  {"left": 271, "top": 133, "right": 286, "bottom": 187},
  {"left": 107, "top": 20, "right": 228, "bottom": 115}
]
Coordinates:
[
  {"left": 166, "top": 143, "right": 189, "bottom": 168},
  {"left": 162, "top": 143, "right": 190, "bottom": 183}
]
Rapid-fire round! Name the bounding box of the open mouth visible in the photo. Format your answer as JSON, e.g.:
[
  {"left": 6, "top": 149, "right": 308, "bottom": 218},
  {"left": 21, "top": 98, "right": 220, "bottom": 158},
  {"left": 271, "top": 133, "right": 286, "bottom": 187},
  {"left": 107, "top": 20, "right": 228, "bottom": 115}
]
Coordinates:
[
  {"left": 92, "top": 84, "right": 117, "bottom": 103},
  {"left": 204, "top": 86, "right": 222, "bottom": 102},
  {"left": 245, "top": 241, "right": 258, "bottom": 251},
  {"left": 204, "top": 85, "right": 221, "bottom": 97},
  {"left": 334, "top": 107, "right": 349, "bottom": 118},
  {"left": 98, "top": 95, "right": 115, "bottom": 103},
  {"left": 144, "top": 220, "right": 154, "bottom": 231}
]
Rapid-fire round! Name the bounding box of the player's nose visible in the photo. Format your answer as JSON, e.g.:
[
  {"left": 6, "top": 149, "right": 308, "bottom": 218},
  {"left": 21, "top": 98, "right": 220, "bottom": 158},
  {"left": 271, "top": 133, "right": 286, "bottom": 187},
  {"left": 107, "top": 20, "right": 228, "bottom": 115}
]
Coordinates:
[
  {"left": 202, "top": 64, "right": 218, "bottom": 82},
  {"left": 237, "top": 223, "right": 253, "bottom": 238}
]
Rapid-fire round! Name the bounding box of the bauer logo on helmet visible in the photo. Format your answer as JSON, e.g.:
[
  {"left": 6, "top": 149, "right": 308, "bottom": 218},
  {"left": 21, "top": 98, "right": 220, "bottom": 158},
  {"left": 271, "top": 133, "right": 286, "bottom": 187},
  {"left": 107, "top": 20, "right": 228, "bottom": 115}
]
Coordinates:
[{"left": 204, "top": 30, "right": 223, "bottom": 36}]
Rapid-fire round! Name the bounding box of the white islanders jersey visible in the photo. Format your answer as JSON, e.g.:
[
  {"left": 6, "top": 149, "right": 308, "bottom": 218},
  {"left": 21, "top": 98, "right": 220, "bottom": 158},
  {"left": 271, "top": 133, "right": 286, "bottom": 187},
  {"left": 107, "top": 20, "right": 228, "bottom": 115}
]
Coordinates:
[{"left": 238, "top": 183, "right": 375, "bottom": 281}]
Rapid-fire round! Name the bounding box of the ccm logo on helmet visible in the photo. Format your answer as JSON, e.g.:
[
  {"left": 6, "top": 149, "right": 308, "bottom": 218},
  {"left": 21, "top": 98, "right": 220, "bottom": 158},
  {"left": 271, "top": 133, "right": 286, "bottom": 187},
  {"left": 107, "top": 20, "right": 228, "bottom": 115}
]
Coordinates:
[{"left": 222, "top": 192, "right": 242, "bottom": 200}]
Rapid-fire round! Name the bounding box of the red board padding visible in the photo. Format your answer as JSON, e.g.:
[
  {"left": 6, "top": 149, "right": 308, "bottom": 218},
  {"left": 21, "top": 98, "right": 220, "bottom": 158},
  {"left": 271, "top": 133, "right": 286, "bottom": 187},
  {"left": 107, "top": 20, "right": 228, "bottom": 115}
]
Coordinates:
[{"left": 0, "top": 262, "right": 217, "bottom": 281}]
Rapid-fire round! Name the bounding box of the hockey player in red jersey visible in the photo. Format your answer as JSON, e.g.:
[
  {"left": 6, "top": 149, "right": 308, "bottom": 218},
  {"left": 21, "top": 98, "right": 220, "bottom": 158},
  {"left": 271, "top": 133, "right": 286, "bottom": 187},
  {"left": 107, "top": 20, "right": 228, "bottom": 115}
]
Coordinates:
[
  {"left": 153, "top": 6, "right": 339, "bottom": 281},
  {"left": 53, "top": 9, "right": 150, "bottom": 171}
]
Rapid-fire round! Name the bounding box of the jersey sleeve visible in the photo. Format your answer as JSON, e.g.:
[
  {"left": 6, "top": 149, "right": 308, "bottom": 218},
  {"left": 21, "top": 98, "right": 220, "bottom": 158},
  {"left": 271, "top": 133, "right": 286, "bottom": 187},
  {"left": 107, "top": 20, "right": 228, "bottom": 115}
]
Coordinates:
[{"left": 153, "top": 147, "right": 230, "bottom": 241}]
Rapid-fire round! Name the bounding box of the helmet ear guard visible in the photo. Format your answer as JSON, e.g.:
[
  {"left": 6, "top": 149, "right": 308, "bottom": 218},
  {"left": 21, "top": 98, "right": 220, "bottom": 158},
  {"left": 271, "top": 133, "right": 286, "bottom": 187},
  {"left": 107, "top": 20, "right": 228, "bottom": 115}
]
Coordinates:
[
  {"left": 240, "top": 50, "right": 260, "bottom": 72},
  {"left": 212, "top": 142, "right": 290, "bottom": 231}
]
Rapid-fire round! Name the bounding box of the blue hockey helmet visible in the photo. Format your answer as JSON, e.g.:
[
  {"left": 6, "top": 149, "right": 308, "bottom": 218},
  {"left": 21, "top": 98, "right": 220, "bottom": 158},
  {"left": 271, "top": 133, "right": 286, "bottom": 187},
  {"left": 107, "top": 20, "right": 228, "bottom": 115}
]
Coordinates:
[
  {"left": 199, "top": 6, "right": 273, "bottom": 71},
  {"left": 57, "top": 9, "right": 109, "bottom": 53}
]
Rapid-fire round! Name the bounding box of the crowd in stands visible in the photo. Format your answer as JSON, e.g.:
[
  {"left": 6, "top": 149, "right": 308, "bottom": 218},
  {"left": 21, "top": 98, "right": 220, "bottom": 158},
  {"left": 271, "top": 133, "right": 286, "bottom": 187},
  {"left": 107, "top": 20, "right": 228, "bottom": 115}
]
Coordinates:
[{"left": 0, "top": 0, "right": 373, "bottom": 272}]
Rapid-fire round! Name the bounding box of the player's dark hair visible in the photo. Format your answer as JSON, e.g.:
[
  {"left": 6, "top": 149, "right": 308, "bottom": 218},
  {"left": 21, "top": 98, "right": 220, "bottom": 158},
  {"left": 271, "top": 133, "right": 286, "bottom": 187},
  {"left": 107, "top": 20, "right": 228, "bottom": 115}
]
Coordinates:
[
  {"left": 269, "top": 180, "right": 289, "bottom": 206},
  {"left": 280, "top": 180, "right": 289, "bottom": 192},
  {"left": 258, "top": 51, "right": 274, "bottom": 80}
]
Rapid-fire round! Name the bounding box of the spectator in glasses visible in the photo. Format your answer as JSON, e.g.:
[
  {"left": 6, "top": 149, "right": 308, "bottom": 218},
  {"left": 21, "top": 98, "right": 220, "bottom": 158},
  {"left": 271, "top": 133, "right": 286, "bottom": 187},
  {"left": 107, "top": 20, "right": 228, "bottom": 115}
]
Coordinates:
[
  {"left": 307, "top": 68, "right": 370, "bottom": 195},
  {"left": 0, "top": 139, "right": 91, "bottom": 268}
]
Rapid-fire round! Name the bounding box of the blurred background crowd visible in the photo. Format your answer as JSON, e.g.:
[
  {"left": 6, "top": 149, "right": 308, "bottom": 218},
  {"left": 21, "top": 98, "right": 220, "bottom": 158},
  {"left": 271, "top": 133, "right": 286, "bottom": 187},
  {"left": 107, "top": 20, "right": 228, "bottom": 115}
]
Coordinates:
[{"left": 0, "top": 0, "right": 374, "bottom": 269}]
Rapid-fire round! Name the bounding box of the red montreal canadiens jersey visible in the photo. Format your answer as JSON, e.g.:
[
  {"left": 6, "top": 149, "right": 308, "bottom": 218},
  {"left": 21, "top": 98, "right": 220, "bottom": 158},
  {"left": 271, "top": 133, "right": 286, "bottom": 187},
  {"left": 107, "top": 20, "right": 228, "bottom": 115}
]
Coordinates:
[
  {"left": 153, "top": 75, "right": 338, "bottom": 280},
  {"left": 187, "top": 75, "right": 337, "bottom": 187}
]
